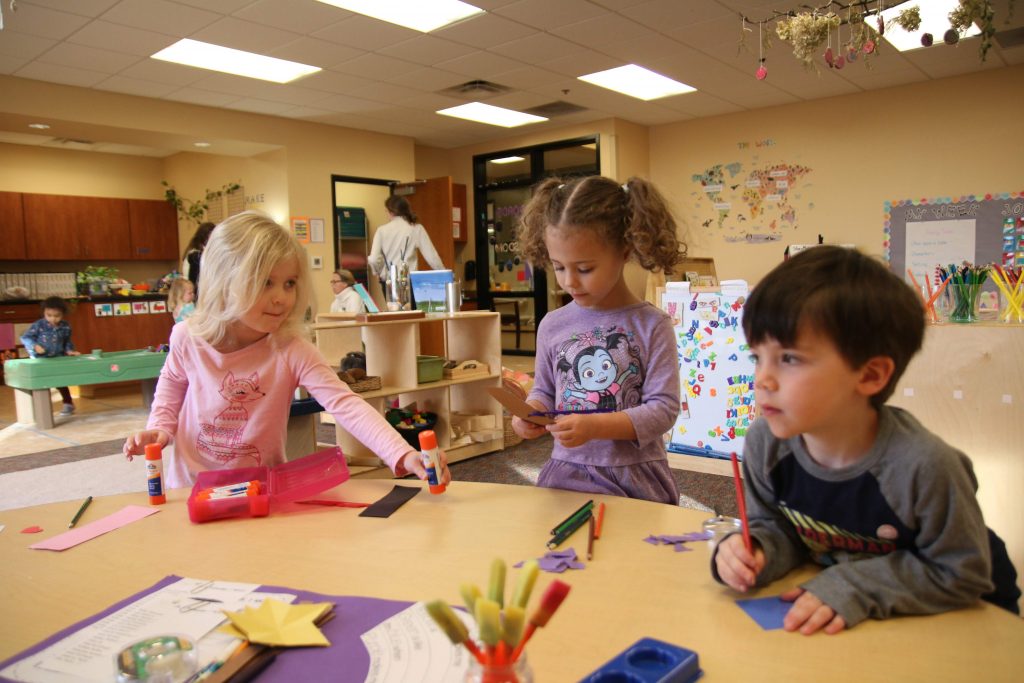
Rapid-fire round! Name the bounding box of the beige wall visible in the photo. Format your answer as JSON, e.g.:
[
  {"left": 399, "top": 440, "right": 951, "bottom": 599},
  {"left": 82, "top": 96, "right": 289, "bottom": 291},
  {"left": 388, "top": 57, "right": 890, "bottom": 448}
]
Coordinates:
[
  {"left": 650, "top": 64, "right": 1024, "bottom": 286},
  {"left": 0, "top": 142, "right": 165, "bottom": 198}
]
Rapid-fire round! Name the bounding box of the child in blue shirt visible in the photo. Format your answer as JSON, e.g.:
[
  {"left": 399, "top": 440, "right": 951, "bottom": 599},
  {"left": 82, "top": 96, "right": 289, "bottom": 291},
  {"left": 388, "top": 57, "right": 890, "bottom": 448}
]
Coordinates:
[{"left": 20, "top": 296, "right": 81, "bottom": 415}]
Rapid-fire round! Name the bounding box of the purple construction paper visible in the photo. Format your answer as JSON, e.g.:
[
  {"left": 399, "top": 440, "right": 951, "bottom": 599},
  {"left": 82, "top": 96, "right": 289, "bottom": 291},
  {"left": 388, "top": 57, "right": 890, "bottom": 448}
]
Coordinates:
[
  {"left": 521, "top": 547, "right": 585, "bottom": 574},
  {"left": 643, "top": 535, "right": 660, "bottom": 545},
  {"left": 660, "top": 532, "right": 712, "bottom": 543},
  {"left": 673, "top": 544, "right": 694, "bottom": 552},
  {"left": 736, "top": 596, "right": 792, "bottom": 630},
  {"left": 0, "top": 575, "right": 413, "bottom": 683}
]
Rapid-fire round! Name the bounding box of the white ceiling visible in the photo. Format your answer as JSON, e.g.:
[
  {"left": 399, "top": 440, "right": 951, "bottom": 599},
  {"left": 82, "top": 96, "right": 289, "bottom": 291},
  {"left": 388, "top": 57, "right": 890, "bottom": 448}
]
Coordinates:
[{"left": 0, "top": 0, "right": 1021, "bottom": 156}]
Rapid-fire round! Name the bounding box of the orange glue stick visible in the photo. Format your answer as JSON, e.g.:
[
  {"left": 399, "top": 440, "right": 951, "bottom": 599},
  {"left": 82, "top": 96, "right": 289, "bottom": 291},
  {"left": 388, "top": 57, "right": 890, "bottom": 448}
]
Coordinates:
[
  {"left": 418, "top": 430, "right": 446, "bottom": 494},
  {"left": 145, "top": 443, "right": 166, "bottom": 505}
]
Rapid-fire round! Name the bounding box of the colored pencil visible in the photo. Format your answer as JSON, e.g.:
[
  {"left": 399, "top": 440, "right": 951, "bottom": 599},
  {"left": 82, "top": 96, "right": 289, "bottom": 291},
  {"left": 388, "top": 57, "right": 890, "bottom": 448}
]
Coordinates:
[
  {"left": 550, "top": 499, "right": 593, "bottom": 535},
  {"left": 594, "top": 502, "right": 606, "bottom": 539},
  {"left": 68, "top": 496, "right": 92, "bottom": 528},
  {"left": 547, "top": 510, "right": 592, "bottom": 549},
  {"left": 730, "top": 452, "right": 753, "bottom": 554},
  {"left": 586, "top": 514, "right": 596, "bottom": 561}
]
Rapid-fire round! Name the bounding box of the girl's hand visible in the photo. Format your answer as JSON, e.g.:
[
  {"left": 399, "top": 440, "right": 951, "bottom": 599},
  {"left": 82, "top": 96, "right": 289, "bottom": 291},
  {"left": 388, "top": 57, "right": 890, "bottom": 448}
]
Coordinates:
[
  {"left": 400, "top": 448, "right": 451, "bottom": 486},
  {"left": 780, "top": 588, "right": 846, "bottom": 635},
  {"left": 546, "top": 413, "right": 593, "bottom": 448},
  {"left": 34, "top": 344, "right": 45, "bottom": 355},
  {"left": 511, "top": 415, "right": 547, "bottom": 440},
  {"left": 123, "top": 430, "right": 171, "bottom": 461},
  {"left": 714, "top": 534, "right": 765, "bottom": 592}
]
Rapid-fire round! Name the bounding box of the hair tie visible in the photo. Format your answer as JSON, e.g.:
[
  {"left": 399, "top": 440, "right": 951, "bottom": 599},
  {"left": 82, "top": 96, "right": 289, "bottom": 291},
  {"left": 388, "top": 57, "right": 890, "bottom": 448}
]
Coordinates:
[
  {"left": 557, "top": 184, "right": 565, "bottom": 190},
  {"left": 621, "top": 183, "right": 629, "bottom": 194}
]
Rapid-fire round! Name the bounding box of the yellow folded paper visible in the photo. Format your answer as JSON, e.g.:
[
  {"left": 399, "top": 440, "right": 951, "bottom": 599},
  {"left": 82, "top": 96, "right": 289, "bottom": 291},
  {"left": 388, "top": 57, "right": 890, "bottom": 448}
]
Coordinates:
[{"left": 221, "top": 598, "right": 332, "bottom": 647}]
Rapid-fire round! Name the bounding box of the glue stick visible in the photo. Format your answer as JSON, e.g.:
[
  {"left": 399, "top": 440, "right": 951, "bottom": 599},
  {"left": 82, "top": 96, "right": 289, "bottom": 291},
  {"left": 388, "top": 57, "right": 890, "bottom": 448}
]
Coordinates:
[
  {"left": 418, "top": 430, "right": 446, "bottom": 494},
  {"left": 145, "top": 443, "right": 166, "bottom": 505}
]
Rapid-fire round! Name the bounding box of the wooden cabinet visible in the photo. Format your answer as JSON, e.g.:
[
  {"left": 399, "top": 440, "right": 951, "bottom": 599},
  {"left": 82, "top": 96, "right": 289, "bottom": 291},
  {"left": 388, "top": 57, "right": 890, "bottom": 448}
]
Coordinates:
[
  {"left": 23, "top": 194, "right": 131, "bottom": 260},
  {"left": 128, "top": 199, "right": 179, "bottom": 260},
  {"left": 69, "top": 299, "right": 172, "bottom": 352},
  {"left": 314, "top": 312, "right": 503, "bottom": 475},
  {"left": 0, "top": 192, "right": 26, "bottom": 260}
]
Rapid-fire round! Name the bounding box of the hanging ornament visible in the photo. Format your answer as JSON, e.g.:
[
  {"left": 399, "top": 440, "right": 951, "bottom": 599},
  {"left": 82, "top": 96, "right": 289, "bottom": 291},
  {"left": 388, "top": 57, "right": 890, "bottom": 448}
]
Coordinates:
[
  {"left": 824, "top": 20, "right": 834, "bottom": 67},
  {"left": 876, "top": 0, "right": 885, "bottom": 35},
  {"left": 863, "top": 39, "right": 876, "bottom": 54},
  {"left": 944, "top": 28, "right": 960, "bottom": 45},
  {"left": 834, "top": 22, "right": 845, "bottom": 69},
  {"left": 755, "top": 22, "right": 768, "bottom": 79},
  {"left": 921, "top": 32, "right": 934, "bottom": 47},
  {"left": 834, "top": 54, "right": 846, "bottom": 69}
]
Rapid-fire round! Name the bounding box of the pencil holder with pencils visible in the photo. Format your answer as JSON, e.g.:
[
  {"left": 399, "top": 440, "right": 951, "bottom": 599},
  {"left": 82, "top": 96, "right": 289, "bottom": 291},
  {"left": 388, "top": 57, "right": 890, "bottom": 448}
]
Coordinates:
[{"left": 942, "top": 263, "right": 989, "bottom": 324}]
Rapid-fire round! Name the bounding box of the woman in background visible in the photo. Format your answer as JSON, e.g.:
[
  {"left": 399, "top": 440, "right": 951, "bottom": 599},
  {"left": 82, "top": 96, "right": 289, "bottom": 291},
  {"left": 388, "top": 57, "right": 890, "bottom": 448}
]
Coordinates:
[
  {"left": 329, "top": 269, "right": 365, "bottom": 313},
  {"left": 368, "top": 195, "right": 445, "bottom": 283},
  {"left": 182, "top": 221, "right": 216, "bottom": 299}
]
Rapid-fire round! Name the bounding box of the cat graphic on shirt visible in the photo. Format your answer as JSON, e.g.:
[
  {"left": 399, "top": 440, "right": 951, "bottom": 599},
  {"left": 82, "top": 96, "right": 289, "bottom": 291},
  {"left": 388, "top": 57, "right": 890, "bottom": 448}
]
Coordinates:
[{"left": 196, "top": 371, "right": 264, "bottom": 465}]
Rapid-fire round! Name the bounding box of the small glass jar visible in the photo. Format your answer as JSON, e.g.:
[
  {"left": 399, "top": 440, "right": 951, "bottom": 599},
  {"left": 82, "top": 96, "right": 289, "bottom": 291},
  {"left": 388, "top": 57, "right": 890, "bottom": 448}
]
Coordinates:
[
  {"left": 948, "top": 283, "right": 980, "bottom": 323},
  {"left": 702, "top": 515, "right": 742, "bottom": 548},
  {"left": 464, "top": 652, "right": 532, "bottom": 683}
]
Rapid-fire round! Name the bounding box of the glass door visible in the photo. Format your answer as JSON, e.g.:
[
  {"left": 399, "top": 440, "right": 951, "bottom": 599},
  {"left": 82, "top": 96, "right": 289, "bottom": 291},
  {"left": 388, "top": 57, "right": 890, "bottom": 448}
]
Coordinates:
[{"left": 474, "top": 137, "right": 600, "bottom": 355}]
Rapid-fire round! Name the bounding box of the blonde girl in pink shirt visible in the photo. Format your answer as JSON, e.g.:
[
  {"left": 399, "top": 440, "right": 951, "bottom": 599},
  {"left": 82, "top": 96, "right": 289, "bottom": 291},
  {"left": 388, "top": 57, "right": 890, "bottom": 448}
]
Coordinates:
[{"left": 124, "top": 211, "right": 449, "bottom": 489}]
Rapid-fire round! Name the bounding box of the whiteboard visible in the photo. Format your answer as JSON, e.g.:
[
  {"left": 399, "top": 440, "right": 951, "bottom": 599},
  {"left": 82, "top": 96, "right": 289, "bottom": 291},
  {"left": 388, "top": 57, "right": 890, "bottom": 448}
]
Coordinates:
[{"left": 905, "top": 219, "right": 975, "bottom": 284}]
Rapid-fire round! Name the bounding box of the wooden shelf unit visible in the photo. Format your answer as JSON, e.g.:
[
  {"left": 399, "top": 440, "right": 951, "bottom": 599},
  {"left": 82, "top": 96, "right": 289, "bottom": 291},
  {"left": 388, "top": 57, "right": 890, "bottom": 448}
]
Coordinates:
[{"left": 314, "top": 311, "right": 503, "bottom": 474}]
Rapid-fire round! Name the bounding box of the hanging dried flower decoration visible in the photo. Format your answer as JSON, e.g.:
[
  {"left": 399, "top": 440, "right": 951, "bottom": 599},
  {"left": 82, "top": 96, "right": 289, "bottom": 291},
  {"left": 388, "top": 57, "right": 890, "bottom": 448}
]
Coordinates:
[{"left": 776, "top": 12, "right": 842, "bottom": 66}]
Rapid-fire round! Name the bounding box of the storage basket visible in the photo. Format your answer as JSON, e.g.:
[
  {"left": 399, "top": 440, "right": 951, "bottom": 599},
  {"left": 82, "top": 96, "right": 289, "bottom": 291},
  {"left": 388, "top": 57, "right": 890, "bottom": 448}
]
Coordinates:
[
  {"left": 503, "top": 414, "right": 523, "bottom": 448},
  {"left": 387, "top": 409, "right": 438, "bottom": 449},
  {"left": 345, "top": 375, "right": 381, "bottom": 393}
]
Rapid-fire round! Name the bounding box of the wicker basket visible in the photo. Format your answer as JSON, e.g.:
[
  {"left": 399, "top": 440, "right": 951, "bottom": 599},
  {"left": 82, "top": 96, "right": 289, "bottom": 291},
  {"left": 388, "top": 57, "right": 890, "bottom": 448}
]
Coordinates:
[
  {"left": 342, "top": 375, "right": 382, "bottom": 393},
  {"left": 503, "top": 414, "right": 523, "bottom": 448}
]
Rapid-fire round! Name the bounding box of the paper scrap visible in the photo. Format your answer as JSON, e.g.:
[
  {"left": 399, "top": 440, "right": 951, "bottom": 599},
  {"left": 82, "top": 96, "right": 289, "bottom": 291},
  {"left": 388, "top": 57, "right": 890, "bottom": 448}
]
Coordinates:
[
  {"left": 222, "top": 598, "right": 332, "bottom": 647},
  {"left": 485, "top": 386, "right": 553, "bottom": 426},
  {"left": 30, "top": 505, "right": 159, "bottom": 551},
  {"left": 736, "top": 596, "right": 791, "bottom": 630},
  {"left": 644, "top": 531, "right": 711, "bottom": 552},
  {"left": 359, "top": 485, "right": 420, "bottom": 518},
  {"left": 514, "top": 548, "right": 585, "bottom": 573},
  {"left": 361, "top": 602, "right": 475, "bottom": 683},
  {"left": 21, "top": 525, "right": 43, "bottom": 534}
]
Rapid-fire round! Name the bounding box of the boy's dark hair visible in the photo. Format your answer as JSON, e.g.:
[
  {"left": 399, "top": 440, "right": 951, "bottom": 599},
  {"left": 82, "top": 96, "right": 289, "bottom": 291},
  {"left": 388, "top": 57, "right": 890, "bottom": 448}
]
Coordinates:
[
  {"left": 41, "top": 296, "right": 68, "bottom": 315},
  {"left": 743, "top": 246, "right": 924, "bottom": 408}
]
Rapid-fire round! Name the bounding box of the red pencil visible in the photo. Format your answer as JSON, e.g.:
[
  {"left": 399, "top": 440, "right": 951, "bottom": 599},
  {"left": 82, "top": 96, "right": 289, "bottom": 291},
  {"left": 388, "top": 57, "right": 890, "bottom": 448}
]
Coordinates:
[{"left": 730, "top": 452, "right": 753, "bottom": 554}]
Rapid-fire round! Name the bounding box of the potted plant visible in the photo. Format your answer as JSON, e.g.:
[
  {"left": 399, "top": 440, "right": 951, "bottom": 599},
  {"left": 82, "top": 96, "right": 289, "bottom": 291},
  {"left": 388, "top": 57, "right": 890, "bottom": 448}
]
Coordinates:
[
  {"left": 77, "top": 266, "right": 119, "bottom": 296},
  {"left": 162, "top": 181, "right": 241, "bottom": 226}
]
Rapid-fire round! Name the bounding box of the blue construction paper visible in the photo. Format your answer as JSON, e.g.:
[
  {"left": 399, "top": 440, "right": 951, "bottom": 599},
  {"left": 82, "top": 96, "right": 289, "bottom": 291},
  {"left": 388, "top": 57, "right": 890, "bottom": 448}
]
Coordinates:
[{"left": 735, "top": 596, "right": 792, "bottom": 630}]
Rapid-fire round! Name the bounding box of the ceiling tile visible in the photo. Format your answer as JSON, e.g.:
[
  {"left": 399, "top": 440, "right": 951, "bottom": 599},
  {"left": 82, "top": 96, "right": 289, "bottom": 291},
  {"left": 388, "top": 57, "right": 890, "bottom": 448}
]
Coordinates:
[
  {"left": 191, "top": 17, "right": 303, "bottom": 53},
  {"left": 37, "top": 42, "right": 143, "bottom": 74},
  {"left": 66, "top": 19, "right": 177, "bottom": 56},
  {"left": 487, "top": 65, "right": 568, "bottom": 89},
  {"left": 21, "top": 0, "right": 120, "bottom": 17},
  {"left": 378, "top": 35, "right": 478, "bottom": 66},
  {"left": 493, "top": 0, "right": 608, "bottom": 30},
  {"left": 98, "top": 0, "right": 222, "bottom": 36},
  {"left": 94, "top": 74, "right": 179, "bottom": 98},
  {"left": 0, "top": 53, "right": 33, "bottom": 74},
  {"left": 383, "top": 66, "right": 467, "bottom": 91},
  {"left": 622, "top": 0, "right": 733, "bottom": 30},
  {"left": 346, "top": 81, "right": 420, "bottom": 104},
  {"left": 187, "top": 73, "right": 333, "bottom": 106},
  {"left": 119, "top": 58, "right": 210, "bottom": 86},
  {"left": 269, "top": 37, "right": 363, "bottom": 69},
  {"left": 332, "top": 53, "right": 421, "bottom": 80},
  {"left": 2, "top": 3, "right": 91, "bottom": 40},
  {"left": 490, "top": 33, "right": 588, "bottom": 65},
  {"left": 434, "top": 50, "right": 525, "bottom": 78},
  {"left": 15, "top": 60, "right": 109, "bottom": 87},
  {"left": 275, "top": 105, "right": 343, "bottom": 122},
  {"left": 224, "top": 97, "right": 297, "bottom": 115},
  {"left": 172, "top": 0, "right": 252, "bottom": 12},
  {"left": 161, "top": 86, "right": 243, "bottom": 107},
  {"left": 311, "top": 15, "right": 418, "bottom": 52},
  {"left": 0, "top": 31, "right": 58, "bottom": 60},
  {"left": 299, "top": 68, "right": 378, "bottom": 95},
  {"left": 552, "top": 14, "right": 662, "bottom": 46},
  {"left": 313, "top": 92, "right": 391, "bottom": 114},
  {"left": 536, "top": 48, "right": 621, "bottom": 78},
  {"left": 234, "top": 0, "right": 349, "bottom": 34},
  {"left": 433, "top": 13, "right": 536, "bottom": 49}
]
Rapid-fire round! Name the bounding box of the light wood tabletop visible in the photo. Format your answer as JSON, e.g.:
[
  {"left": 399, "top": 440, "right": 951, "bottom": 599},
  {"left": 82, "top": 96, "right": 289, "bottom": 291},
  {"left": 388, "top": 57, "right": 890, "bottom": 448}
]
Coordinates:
[{"left": 1, "top": 479, "right": 1021, "bottom": 681}]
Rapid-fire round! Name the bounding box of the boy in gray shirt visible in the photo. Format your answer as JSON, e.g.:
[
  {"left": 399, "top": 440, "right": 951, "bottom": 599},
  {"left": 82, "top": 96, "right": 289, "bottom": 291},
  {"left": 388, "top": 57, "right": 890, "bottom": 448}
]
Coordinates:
[{"left": 713, "top": 246, "right": 1019, "bottom": 633}]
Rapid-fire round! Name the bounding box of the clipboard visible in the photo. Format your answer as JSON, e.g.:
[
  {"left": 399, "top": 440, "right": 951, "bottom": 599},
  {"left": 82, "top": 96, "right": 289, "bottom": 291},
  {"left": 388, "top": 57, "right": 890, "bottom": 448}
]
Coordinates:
[{"left": 486, "top": 387, "right": 553, "bottom": 426}]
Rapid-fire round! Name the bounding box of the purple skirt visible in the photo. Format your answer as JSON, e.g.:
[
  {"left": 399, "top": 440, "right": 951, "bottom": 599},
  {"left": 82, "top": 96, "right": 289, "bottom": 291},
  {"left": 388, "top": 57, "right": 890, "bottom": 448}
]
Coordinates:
[{"left": 537, "top": 458, "right": 679, "bottom": 506}]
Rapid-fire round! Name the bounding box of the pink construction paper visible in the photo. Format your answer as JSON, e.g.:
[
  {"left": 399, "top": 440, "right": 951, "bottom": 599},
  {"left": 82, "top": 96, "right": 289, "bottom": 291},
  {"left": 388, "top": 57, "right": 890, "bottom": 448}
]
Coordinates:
[{"left": 30, "top": 505, "right": 160, "bottom": 551}]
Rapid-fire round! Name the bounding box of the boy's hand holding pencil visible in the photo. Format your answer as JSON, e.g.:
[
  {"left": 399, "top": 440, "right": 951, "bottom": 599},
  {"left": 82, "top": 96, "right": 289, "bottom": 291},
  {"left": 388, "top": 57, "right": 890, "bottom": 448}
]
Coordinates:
[{"left": 714, "top": 534, "right": 765, "bottom": 592}]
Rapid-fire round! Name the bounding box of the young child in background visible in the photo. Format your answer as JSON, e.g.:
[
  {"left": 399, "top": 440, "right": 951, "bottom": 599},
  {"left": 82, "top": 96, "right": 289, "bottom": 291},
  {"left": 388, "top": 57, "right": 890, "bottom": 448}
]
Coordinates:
[
  {"left": 510, "top": 176, "right": 686, "bottom": 505},
  {"left": 167, "top": 278, "right": 196, "bottom": 323},
  {"left": 713, "top": 246, "right": 1020, "bottom": 634},
  {"left": 123, "top": 211, "right": 450, "bottom": 489},
  {"left": 20, "top": 296, "right": 81, "bottom": 415}
]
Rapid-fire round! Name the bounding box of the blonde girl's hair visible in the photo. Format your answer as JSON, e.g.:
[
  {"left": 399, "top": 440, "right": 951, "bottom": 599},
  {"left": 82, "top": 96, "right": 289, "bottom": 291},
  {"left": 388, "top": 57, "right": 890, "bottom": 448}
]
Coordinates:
[
  {"left": 189, "top": 211, "right": 311, "bottom": 346},
  {"left": 167, "top": 278, "right": 193, "bottom": 315},
  {"left": 517, "top": 175, "right": 687, "bottom": 272}
]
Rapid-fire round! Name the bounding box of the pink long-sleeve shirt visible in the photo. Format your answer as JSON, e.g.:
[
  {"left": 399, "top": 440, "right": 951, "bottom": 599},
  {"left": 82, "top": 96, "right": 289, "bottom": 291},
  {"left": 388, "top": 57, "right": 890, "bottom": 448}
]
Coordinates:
[{"left": 148, "top": 322, "right": 415, "bottom": 488}]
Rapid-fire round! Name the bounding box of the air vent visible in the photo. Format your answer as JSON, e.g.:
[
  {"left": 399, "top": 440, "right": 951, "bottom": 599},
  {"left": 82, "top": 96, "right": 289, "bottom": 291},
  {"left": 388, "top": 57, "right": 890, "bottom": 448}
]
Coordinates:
[
  {"left": 522, "top": 101, "right": 588, "bottom": 118},
  {"left": 994, "top": 27, "right": 1024, "bottom": 48},
  {"left": 438, "top": 79, "right": 511, "bottom": 99}
]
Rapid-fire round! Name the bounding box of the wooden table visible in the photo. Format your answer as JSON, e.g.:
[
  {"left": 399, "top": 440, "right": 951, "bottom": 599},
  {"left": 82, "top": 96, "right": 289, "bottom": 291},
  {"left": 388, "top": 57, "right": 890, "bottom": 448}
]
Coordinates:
[{"left": 1, "top": 480, "right": 1021, "bottom": 681}]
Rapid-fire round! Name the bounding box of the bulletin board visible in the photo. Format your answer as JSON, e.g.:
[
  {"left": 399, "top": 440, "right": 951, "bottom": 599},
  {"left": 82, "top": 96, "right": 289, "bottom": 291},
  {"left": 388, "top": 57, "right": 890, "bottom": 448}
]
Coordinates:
[
  {"left": 664, "top": 284, "right": 755, "bottom": 461},
  {"left": 883, "top": 191, "right": 1024, "bottom": 283}
]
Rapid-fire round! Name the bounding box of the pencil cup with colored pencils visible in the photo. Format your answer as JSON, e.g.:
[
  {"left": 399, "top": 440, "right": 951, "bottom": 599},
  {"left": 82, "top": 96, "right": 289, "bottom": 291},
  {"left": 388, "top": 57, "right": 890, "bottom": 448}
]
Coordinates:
[{"left": 464, "top": 652, "right": 532, "bottom": 683}]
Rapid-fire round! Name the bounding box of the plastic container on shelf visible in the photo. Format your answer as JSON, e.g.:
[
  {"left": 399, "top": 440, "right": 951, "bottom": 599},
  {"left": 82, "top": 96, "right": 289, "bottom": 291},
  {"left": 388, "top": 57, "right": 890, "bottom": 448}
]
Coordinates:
[
  {"left": 186, "top": 447, "right": 349, "bottom": 523},
  {"left": 416, "top": 355, "right": 444, "bottom": 383}
]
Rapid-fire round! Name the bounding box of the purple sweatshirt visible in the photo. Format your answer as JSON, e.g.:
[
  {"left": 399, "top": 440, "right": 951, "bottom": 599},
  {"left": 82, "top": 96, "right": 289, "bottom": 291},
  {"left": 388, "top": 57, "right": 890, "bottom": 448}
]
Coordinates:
[{"left": 528, "top": 301, "right": 680, "bottom": 467}]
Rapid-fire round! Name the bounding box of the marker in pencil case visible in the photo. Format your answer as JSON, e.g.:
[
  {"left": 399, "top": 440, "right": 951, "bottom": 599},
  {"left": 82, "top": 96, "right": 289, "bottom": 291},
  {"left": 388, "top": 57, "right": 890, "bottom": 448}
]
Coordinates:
[{"left": 529, "top": 408, "right": 614, "bottom": 417}]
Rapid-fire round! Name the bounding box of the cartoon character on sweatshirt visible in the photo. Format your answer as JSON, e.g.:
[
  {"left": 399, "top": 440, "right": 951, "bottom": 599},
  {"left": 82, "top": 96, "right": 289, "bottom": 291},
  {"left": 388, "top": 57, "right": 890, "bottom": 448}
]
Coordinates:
[{"left": 196, "top": 371, "right": 264, "bottom": 465}]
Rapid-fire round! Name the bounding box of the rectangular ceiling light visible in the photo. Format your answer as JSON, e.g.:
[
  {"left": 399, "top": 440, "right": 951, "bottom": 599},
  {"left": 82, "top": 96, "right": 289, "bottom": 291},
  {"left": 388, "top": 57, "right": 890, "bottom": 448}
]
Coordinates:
[
  {"left": 437, "top": 103, "right": 547, "bottom": 128},
  {"left": 578, "top": 64, "right": 696, "bottom": 100},
  {"left": 866, "top": 0, "right": 980, "bottom": 52},
  {"left": 316, "top": 0, "right": 483, "bottom": 32},
  {"left": 489, "top": 156, "right": 525, "bottom": 164},
  {"left": 152, "top": 39, "right": 320, "bottom": 83}
]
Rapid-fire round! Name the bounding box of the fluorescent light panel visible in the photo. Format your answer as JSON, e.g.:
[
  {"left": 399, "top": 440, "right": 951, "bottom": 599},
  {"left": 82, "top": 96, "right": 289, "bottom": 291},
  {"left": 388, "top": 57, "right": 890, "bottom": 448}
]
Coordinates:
[
  {"left": 151, "top": 39, "right": 320, "bottom": 84},
  {"left": 489, "top": 156, "right": 525, "bottom": 164},
  {"left": 578, "top": 64, "right": 696, "bottom": 101},
  {"left": 867, "top": 0, "right": 980, "bottom": 52},
  {"left": 316, "top": 0, "right": 483, "bottom": 32},
  {"left": 437, "top": 103, "right": 546, "bottom": 128}
]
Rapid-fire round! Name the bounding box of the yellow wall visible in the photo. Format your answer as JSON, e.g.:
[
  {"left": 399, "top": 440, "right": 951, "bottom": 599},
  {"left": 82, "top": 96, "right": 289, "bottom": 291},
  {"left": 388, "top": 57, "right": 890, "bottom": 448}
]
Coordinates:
[
  {"left": 0, "top": 142, "right": 164, "bottom": 198},
  {"left": 650, "top": 64, "right": 1024, "bottom": 286}
]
